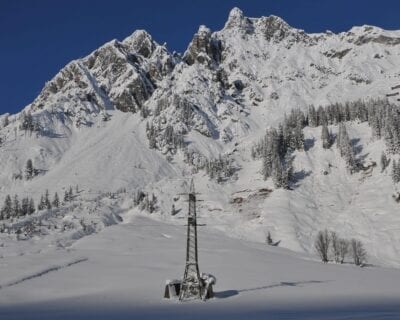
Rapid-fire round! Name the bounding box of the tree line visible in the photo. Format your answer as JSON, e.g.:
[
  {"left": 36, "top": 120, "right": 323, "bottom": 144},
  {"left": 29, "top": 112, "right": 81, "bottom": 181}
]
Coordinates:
[
  {"left": 133, "top": 190, "right": 158, "bottom": 213},
  {"left": 251, "top": 108, "right": 305, "bottom": 188},
  {"left": 252, "top": 98, "right": 400, "bottom": 187},
  {"left": 0, "top": 186, "right": 77, "bottom": 221},
  {"left": 183, "top": 149, "right": 236, "bottom": 182}
]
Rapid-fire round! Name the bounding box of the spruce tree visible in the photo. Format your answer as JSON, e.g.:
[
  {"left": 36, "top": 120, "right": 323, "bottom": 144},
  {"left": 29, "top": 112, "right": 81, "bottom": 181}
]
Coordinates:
[
  {"left": 44, "top": 189, "right": 52, "bottom": 210},
  {"left": 1, "top": 195, "right": 12, "bottom": 219},
  {"left": 380, "top": 152, "right": 389, "bottom": 172},
  {"left": 392, "top": 160, "right": 400, "bottom": 183},
  {"left": 38, "top": 195, "right": 45, "bottom": 211},
  {"left": 68, "top": 186, "right": 73, "bottom": 201},
  {"left": 21, "top": 197, "right": 29, "bottom": 216},
  {"left": 337, "top": 124, "right": 355, "bottom": 171},
  {"left": 52, "top": 192, "right": 60, "bottom": 208},
  {"left": 321, "top": 123, "right": 331, "bottom": 149},
  {"left": 266, "top": 232, "right": 273, "bottom": 245},
  {"left": 28, "top": 198, "right": 35, "bottom": 215},
  {"left": 25, "top": 159, "right": 34, "bottom": 180},
  {"left": 13, "top": 195, "right": 20, "bottom": 217}
]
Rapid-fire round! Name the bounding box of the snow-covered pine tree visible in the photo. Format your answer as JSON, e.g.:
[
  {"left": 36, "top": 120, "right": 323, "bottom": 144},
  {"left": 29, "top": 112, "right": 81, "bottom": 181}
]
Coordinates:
[
  {"left": 266, "top": 231, "right": 273, "bottom": 245},
  {"left": 321, "top": 123, "right": 332, "bottom": 149},
  {"left": 28, "top": 198, "right": 35, "bottom": 215},
  {"left": 294, "top": 124, "right": 304, "bottom": 150},
  {"left": 44, "top": 189, "right": 52, "bottom": 210},
  {"left": 52, "top": 192, "right": 60, "bottom": 208},
  {"left": 392, "top": 160, "right": 400, "bottom": 183},
  {"left": 308, "top": 105, "right": 318, "bottom": 127},
  {"left": 271, "top": 156, "right": 283, "bottom": 188},
  {"left": 13, "top": 195, "right": 20, "bottom": 217},
  {"left": 21, "top": 197, "right": 29, "bottom": 216},
  {"left": 20, "top": 111, "right": 34, "bottom": 131},
  {"left": 38, "top": 195, "right": 44, "bottom": 211},
  {"left": 380, "top": 152, "right": 390, "bottom": 172},
  {"left": 317, "top": 106, "right": 327, "bottom": 126},
  {"left": 25, "top": 159, "right": 34, "bottom": 180},
  {"left": 148, "top": 193, "right": 157, "bottom": 213},
  {"left": 63, "top": 190, "right": 69, "bottom": 203},
  {"left": 337, "top": 123, "right": 356, "bottom": 171},
  {"left": 68, "top": 186, "right": 73, "bottom": 201},
  {"left": 0, "top": 195, "right": 12, "bottom": 219}
]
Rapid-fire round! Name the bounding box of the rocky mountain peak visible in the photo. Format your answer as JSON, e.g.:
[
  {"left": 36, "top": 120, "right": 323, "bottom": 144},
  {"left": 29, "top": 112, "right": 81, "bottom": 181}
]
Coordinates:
[
  {"left": 122, "top": 29, "right": 157, "bottom": 58},
  {"left": 183, "top": 24, "right": 222, "bottom": 66},
  {"left": 224, "top": 7, "right": 253, "bottom": 32},
  {"left": 254, "top": 14, "right": 302, "bottom": 42}
]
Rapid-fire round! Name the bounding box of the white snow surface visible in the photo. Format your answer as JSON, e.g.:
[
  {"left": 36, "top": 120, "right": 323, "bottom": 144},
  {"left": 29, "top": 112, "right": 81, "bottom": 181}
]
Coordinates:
[
  {"left": 1, "top": 8, "right": 400, "bottom": 317},
  {"left": 0, "top": 214, "right": 400, "bottom": 319}
]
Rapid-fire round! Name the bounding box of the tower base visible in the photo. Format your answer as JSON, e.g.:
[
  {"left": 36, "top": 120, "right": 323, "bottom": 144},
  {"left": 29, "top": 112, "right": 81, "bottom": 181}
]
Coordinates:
[{"left": 164, "top": 274, "right": 216, "bottom": 301}]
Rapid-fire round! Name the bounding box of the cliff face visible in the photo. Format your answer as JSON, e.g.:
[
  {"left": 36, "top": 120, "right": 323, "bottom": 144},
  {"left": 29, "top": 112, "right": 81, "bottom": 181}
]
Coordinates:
[{"left": 26, "top": 7, "right": 400, "bottom": 138}]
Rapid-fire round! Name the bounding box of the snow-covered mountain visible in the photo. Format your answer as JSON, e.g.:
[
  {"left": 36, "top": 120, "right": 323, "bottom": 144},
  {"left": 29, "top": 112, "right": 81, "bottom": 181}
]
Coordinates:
[{"left": 2, "top": 7, "right": 400, "bottom": 269}]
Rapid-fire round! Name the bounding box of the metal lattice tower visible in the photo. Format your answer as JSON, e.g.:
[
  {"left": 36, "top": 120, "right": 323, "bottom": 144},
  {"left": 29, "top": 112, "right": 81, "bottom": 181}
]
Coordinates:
[{"left": 179, "top": 179, "right": 203, "bottom": 301}]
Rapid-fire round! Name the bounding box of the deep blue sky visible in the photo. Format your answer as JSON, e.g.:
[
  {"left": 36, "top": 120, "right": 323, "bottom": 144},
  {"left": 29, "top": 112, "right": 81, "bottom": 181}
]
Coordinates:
[{"left": 1, "top": 0, "right": 400, "bottom": 115}]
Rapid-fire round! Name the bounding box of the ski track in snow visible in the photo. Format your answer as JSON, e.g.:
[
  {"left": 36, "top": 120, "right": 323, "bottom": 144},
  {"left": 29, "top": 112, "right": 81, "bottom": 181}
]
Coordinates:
[{"left": 0, "top": 258, "right": 88, "bottom": 290}]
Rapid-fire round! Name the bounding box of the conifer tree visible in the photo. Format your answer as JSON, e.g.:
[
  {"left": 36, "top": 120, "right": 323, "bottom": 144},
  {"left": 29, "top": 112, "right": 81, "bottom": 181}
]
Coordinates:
[
  {"left": 68, "top": 186, "right": 73, "bottom": 201},
  {"left": 13, "top": 195, "right": 20, "bottom": 217},
  {"left": 380, "top": 152, "right": 389, "bottom": 172},
  {"left": 38, "top": 195, "right": 45, "bottom": 211},
  {"left": 1, "top": 195, "right": 12, "bottom": 219},
  {"left": 337, "top": 124, "right": 356, "bottom": 171},
  {"left": 21, "top": 197, "right": 29, "bottom": 216},
  {"left": 266, "top": 232, "right": 273, "bottom": 245},
  {"left": 52, "top": 192, "right": 60, "bottom": 208},
  {"left": 321, "top": 123, "right": 332, "bottom": 149},
  {"left": 25, "top": 159, "right": 34, "bottom": 180},
  {"left": 28, "top": 198, "right": 35, "bottom": 215},
  {"left": 44, "top": 189, "right": 52, "bottom": 210},
  {"left": 392, "top": 160, "right": 400, "bottom": 183}
]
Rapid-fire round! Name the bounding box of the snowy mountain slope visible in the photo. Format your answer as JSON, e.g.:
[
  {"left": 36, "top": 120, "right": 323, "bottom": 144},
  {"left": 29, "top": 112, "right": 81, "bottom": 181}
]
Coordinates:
[
  {"left": 1, "top": 215, "right": 400, "bottom": 320},
  {"left": 1, "top": 7, "right": 400, "bottom": 270}
]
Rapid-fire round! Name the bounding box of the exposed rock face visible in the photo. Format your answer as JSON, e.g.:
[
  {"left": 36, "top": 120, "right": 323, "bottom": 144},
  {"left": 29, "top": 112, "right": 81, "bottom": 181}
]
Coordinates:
[
  {"left": 122, "top": 30, "right": 156, "bottom": 58},
  {"left": 223, "top": 7, "right": 254, "bottom": 33},
  {"left": 27, "top": 6, "right": 400, "bottom": 140},
  {"left": 31, "top": 31, "right": 177, "bottom": 116},
  {"left": 256, "top": 15, "right": 311, "bottom": 44},
  {"left": 353, "top": 34, "right": 400, "bottom": 46},
  {"left": 183, "top": 25, "right": 222, "bottom": 66}
]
